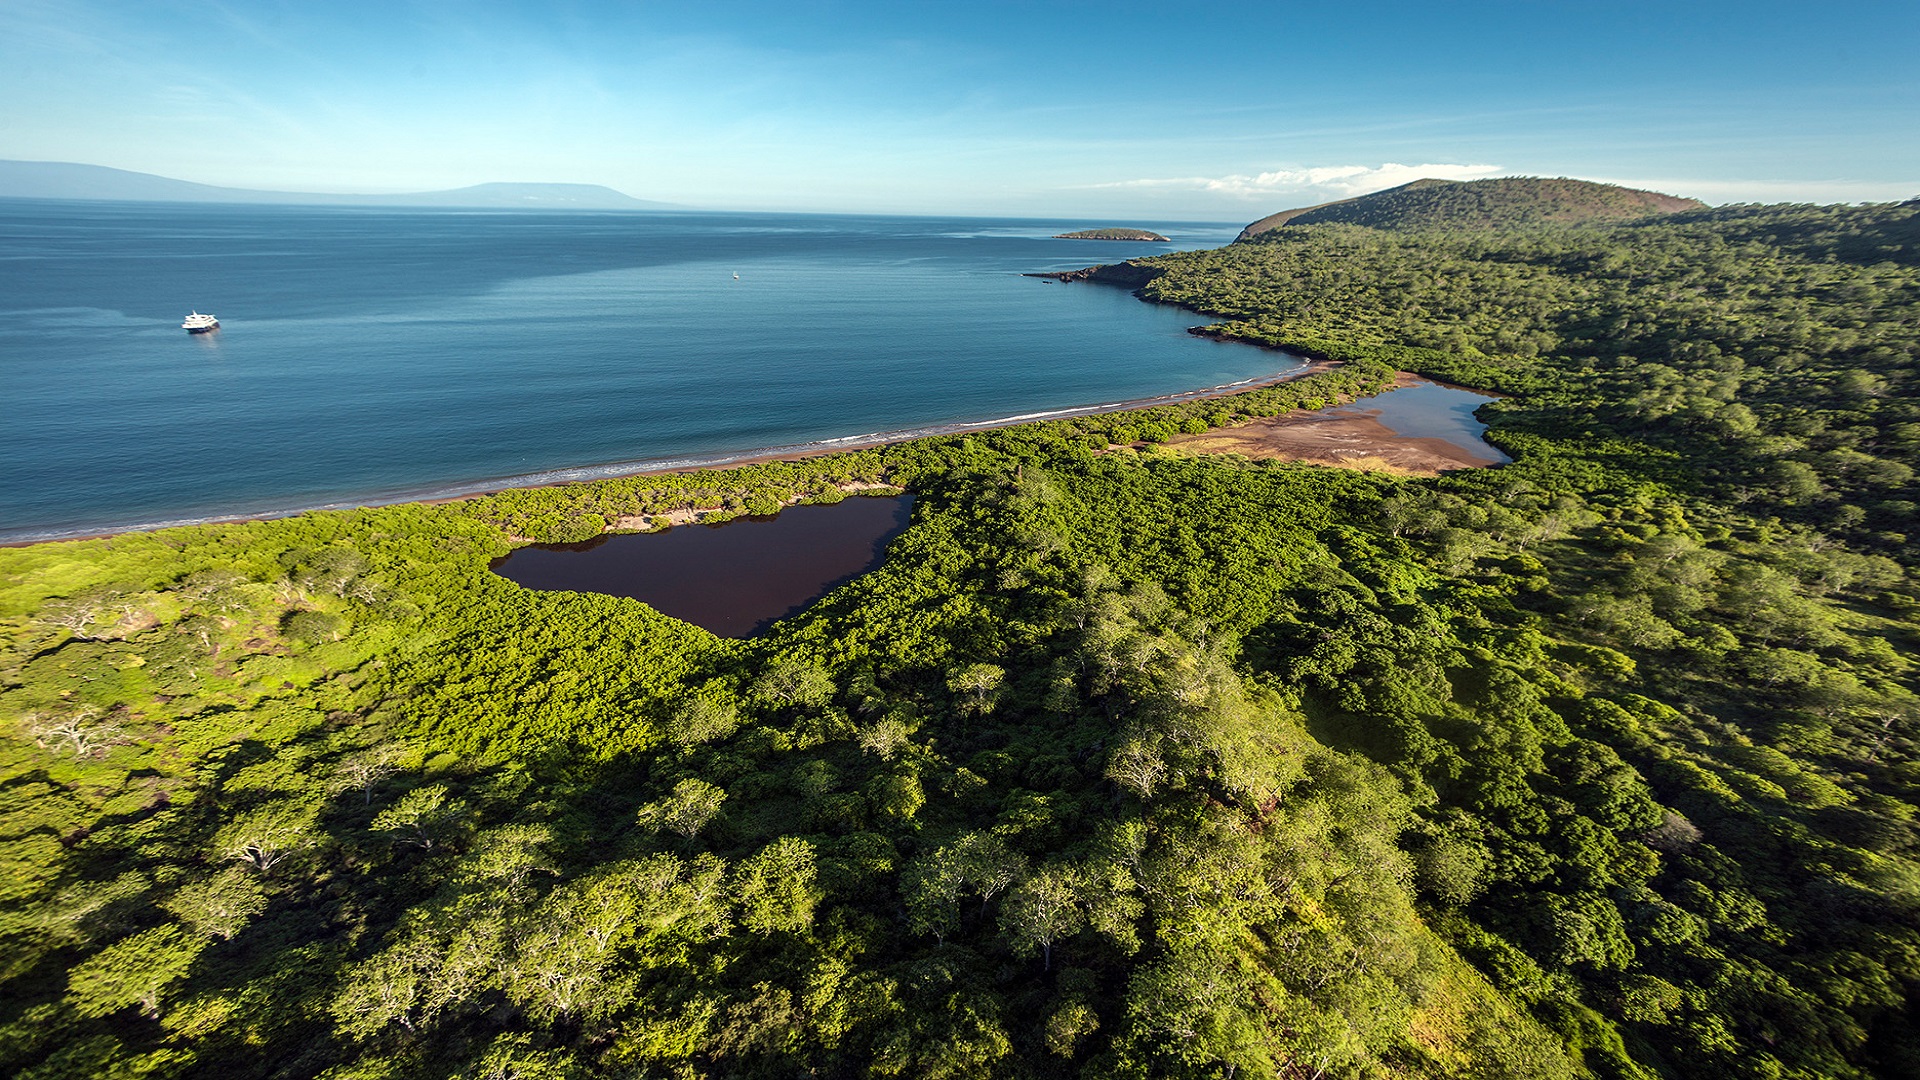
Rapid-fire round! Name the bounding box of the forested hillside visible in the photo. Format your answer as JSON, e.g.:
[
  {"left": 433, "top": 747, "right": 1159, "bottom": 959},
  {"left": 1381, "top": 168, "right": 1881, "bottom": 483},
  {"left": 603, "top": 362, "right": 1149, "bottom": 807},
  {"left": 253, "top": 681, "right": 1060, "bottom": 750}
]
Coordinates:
[
  {"left": 4, "top": 199, "right": 1918, "bottom": 1079},
  {"left": 1236, "top": 178, "right": 1706, "bottom": 239}
]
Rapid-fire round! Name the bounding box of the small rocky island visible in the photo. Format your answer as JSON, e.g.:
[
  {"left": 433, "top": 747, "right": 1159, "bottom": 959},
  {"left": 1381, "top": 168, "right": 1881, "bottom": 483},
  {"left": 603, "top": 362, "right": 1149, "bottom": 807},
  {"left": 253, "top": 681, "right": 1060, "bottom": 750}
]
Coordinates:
[{"left": 1053, "top": 227, "right": 1171, "bottom": 242}]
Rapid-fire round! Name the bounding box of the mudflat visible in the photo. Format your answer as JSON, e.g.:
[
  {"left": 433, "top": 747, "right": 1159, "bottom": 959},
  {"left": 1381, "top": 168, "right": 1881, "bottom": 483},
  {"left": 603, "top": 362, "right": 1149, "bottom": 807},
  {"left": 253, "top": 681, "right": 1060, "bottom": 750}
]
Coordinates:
[{"left": 1164, "top": 373, "right": 1504, "bottom": 475}]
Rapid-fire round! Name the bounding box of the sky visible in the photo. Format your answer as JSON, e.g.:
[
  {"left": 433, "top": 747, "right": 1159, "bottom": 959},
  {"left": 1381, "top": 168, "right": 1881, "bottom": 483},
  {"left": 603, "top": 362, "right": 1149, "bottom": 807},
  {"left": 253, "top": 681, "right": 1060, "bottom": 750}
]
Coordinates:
[{"left": 1, "top": 0, "right": 1916, "bottom": 218}]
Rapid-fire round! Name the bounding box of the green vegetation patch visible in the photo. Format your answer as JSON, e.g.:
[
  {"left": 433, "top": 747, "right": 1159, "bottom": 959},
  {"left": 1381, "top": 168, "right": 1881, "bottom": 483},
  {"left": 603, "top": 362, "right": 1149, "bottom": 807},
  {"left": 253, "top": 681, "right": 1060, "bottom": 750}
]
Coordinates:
[
  {"left": 1053, "top": 228, "right": 1171, "bottom": 242},
  {"left": 1238, "top": 176, "right": 1707, "bottom": 238},
  {"left": 3, "top": 198, "right": 1919, "bottom": 1079}
]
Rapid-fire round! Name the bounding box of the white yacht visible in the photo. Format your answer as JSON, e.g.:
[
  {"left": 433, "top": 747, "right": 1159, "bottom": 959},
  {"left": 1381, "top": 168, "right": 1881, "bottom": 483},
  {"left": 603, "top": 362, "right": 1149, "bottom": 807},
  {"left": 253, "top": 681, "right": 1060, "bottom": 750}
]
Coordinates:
[{"left": 182, "top": 311, "right": 219, "bottom": 333}]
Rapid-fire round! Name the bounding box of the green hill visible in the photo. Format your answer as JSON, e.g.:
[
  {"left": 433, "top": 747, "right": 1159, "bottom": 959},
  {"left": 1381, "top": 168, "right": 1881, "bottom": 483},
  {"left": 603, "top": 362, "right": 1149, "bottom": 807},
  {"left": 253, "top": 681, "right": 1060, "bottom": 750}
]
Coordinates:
[{"left": 1236, "top": 176, "right": 1705, "bottom": 239}]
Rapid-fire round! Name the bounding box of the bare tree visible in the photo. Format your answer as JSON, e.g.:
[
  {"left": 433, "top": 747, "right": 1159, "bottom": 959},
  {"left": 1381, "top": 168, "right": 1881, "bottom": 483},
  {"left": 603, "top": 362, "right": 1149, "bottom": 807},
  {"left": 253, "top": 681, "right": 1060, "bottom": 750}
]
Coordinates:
[
  {"left": 371, "top": 785, "right": 464, "bottom": 850},
  {"left": 947, "top": 663, "right": 1006, "bottom": 716},
  {"left": 1106, "top": 738, "right": 1169, "bottom": 799},
  {"left": 37, "top": 592, "right": 127, "bottom": 641},
  {"left": 950, "top": 831, "right": 1025, "bottom": 909},
  {"left": 637, "top": 778, "right": 728, "bottom": 839},
  {"left": 176, "top": 569, "right": 245, "bottom": 605},
  {"left": 999, "top": 865, "right": 1084, "bottom": 970},
  {"left": 219, "top": 808, "right": 313, "bottom": 874},
  {"left": 163, "top": 867, "right": 268, "bottom": 940},
  {"left": 667, "top": 696, "right": 740, "bottom": 747},
  {"left": 29, "top": 708, "right": 122, "bottom": 758},
  {"left": 331, "top": 747, "right": 400, "bottom": 805},
  {"left": 856, "top": 717, "right": 912, "bottom": 760}
]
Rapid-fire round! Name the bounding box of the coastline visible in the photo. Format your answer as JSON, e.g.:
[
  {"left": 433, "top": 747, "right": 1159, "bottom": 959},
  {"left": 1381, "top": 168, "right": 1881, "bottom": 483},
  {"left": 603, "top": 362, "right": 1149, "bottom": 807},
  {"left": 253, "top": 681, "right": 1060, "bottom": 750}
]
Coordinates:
[{"left": 3, "top": 353, "right": 1328, "bottom": 547}]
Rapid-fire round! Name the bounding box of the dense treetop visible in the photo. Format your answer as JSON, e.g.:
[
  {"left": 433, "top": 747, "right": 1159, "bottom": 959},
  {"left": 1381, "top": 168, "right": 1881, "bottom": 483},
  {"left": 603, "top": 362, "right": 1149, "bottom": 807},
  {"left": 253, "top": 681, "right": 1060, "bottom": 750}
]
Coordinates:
[{"left": 2, "top": 198, "right": 1918, "bottom": 1079}]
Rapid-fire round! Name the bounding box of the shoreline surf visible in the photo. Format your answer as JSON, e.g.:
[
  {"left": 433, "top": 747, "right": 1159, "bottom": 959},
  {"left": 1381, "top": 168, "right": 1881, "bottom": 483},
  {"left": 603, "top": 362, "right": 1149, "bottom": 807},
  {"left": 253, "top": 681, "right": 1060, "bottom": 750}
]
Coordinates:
[{"left": 2, "top": 353, "right": 1323, "bottom": 547}]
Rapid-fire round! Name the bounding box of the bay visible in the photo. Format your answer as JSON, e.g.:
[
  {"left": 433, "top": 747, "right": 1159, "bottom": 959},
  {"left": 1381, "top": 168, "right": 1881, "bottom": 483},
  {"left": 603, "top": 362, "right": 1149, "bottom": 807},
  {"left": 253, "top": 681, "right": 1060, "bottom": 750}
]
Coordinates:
[{"left": 0, "top": 201, "right": 1277, "bottom": 541}]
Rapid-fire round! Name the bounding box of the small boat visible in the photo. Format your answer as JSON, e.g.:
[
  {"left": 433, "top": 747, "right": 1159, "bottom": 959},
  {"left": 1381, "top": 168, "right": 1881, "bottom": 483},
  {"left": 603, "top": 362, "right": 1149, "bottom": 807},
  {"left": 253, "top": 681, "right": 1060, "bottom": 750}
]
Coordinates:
[
  {"left": 732, "top": 272, "right": 740, "bottom": 280},
  {"left": 182, "top": 311, "right": 219, "bottom": 333}
]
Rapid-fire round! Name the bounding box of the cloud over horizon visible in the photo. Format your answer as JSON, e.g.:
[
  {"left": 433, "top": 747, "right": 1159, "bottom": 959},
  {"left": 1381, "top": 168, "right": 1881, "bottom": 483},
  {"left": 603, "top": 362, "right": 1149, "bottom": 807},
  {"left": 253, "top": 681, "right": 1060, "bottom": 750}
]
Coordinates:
[{"left": 1088, "top": 162, "right": 1506, "bottom": 201}]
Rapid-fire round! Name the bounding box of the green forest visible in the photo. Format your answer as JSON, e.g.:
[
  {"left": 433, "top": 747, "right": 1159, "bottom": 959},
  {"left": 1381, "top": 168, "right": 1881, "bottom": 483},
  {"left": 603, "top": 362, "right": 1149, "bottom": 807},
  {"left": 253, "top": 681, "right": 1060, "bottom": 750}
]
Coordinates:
[
  {"left": 4, "top": 196, "right": 1918, "bottom": 1079},
  {"left": 1235, "top": 177, "right": 1706, "bottom": 238}
]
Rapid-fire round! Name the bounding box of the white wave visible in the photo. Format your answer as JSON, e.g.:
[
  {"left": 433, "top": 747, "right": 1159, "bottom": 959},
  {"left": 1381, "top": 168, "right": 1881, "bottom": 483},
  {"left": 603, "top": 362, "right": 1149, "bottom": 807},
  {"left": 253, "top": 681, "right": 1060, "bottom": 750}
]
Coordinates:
[{"left": 6, "top": 356, "right": 1320, "bottom": 544}]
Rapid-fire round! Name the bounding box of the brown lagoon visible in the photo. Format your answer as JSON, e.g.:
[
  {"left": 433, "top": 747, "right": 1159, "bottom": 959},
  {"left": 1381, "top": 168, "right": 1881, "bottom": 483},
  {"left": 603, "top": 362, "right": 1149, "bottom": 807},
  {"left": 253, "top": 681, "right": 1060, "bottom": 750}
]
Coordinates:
[{"left": 493, "top": 494, "right": 913, "bottom": 637}]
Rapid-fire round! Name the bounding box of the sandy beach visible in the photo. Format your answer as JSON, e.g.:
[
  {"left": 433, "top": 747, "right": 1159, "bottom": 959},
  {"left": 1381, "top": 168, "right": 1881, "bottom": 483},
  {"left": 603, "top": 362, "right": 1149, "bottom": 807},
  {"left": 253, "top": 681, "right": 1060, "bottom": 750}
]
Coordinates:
[{"left": 7, "top": 357, "right": 1332, "bottom": 547}]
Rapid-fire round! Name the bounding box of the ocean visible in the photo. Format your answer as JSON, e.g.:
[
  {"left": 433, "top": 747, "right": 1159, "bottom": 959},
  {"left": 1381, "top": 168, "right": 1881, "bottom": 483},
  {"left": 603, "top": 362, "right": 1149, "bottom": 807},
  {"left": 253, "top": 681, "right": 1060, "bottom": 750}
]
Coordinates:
[{"left": 0, "top": 201, "right": 1281, "bottom": 541}]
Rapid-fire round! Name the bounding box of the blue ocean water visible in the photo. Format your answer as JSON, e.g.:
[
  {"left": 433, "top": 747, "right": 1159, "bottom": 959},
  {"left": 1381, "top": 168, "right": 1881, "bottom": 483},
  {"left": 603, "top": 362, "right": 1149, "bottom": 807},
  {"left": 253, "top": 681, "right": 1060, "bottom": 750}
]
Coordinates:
[{"left": 0, "top": 201, "right": 1277, "bottom": 541}]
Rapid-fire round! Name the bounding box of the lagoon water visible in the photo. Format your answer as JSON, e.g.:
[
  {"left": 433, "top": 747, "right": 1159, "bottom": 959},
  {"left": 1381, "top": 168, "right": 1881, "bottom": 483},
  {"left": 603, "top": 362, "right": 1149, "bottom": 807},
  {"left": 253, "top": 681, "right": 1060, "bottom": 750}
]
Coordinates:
[
  {"left": 495, "top": 494, "right": 913, "bottom": 638},
  {"left": 1335, "top": 379, "right": 1509, "bottom": 464},
  {"left": 0, "top": 201, "right": 1266, "bottom": 541}
]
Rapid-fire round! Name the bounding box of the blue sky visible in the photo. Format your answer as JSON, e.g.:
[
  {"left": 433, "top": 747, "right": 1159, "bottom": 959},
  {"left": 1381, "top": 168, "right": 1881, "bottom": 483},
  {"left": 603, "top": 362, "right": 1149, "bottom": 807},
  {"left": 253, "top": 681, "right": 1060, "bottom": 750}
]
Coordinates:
[{"left": 2, "top": 0, "right": 1915, "bottom": 217}]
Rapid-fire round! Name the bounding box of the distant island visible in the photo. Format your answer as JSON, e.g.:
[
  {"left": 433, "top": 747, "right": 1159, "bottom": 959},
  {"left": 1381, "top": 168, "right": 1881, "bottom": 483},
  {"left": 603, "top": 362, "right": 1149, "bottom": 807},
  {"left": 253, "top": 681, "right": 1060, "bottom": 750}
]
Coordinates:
[
  {"left": 0, "top": 160, "right": 680, "bottom": 210},
  {"left": 1053, "top": 227, "right": 1171, "bottom": 241}
]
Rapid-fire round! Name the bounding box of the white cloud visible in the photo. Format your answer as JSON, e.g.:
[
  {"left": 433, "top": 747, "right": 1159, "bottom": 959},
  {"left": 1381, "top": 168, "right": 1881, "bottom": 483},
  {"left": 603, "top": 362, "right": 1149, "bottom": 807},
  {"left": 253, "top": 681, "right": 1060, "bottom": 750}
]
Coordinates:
[{"left": 1088, "top": 162, "right": 1505, "bottom": 200}]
